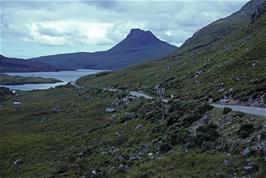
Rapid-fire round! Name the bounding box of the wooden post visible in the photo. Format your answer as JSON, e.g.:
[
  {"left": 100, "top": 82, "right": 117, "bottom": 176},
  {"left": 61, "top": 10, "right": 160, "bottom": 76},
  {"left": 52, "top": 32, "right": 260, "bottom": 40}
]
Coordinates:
[{"left": 157, "top": 87, "right": 165, "bottom": 120}]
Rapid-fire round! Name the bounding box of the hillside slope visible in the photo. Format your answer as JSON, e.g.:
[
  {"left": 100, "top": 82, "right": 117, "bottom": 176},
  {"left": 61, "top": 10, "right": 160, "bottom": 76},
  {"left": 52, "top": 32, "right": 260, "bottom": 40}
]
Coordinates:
[{"left": 0, "top": 55, "right": 59, "bottom": 73}]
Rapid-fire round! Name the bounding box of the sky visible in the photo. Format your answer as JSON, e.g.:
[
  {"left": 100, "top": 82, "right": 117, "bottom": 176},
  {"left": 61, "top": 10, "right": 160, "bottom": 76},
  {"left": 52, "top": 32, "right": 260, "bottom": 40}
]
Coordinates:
[{"left": 0, "top": 0, "right": 249, "bottom": 59}]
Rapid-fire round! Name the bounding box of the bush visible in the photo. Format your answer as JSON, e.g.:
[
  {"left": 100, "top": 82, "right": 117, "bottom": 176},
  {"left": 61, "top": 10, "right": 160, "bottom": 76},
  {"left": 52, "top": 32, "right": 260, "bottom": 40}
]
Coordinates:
[
  {"left": 167, "top": 126, "right": 190, "bottom": 145},
  {"left": 195, "top": 124, "right": 219, "bottom": 146},
  {"left": 119, "top": 113, "right": 135, "bottom": 123},
  {"left": 0, "top": 87, "right": 12, "bottom": 102},
  {"left": 198, "top": 103, "right": 214, "bottom": 114},
  {"left": 222, "top": 107, "right": 232, "bottom": 115},
  {"left": 237, "top": 123, "right": 255, "bottom": 138},
  {"left": 181, "top": 110, "right": 202, "bottom": 127}
]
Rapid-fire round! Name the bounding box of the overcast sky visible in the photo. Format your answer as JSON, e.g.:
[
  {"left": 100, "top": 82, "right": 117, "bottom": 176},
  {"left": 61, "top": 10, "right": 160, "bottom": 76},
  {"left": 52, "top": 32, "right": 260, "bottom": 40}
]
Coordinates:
[{"left": 0, "top": 0, "right": 249, "bottom": 59}]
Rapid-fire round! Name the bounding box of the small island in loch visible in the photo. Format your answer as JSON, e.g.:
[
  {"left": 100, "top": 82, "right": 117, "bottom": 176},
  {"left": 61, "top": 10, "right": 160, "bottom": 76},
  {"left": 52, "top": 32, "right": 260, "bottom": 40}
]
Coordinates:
[{"left": 0, "top": 74, "right": 62, "bottom": 85}]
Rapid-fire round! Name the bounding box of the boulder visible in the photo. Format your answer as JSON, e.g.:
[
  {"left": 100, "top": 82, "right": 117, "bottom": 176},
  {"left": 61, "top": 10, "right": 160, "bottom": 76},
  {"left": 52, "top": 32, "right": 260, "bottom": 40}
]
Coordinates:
[
  {"left": 242, "top": 147, "right": 251, "bottom": 156},
  {"left": 159, "top": 143, "right": 172, "bottom": 154},
  {"left": 135, "top": 124, "right": 143, "bottom": 129},
  {"left": 106, "top": 108, "right": 116, "bottom": 113},
  {"left": 222, "top": 107, "right": 232, "bottom": 115},
  {"left": 117, "top": 164, "right": 128, "bottom": 173},
  {"left": 223, "top": 160, "right": 230, "bottom": 166},
  {"left": 14, "top": 159, "right": 23, "bottom": 166}
]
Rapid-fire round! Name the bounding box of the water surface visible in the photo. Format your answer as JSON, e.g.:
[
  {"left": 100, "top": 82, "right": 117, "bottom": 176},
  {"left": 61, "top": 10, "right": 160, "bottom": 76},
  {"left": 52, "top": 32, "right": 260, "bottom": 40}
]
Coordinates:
[{"left": 1, "top": 69, "right": 104, "bottom": 91}]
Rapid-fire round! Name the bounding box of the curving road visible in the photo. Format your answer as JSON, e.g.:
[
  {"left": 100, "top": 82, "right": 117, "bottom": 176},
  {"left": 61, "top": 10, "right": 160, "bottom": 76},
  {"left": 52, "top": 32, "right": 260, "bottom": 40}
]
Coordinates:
[
  {"left": 129, "top": 91, "right": 153, "bottom": 100},
  {"left": 211, "top": 104, "right": 266, "bottom": 117},
  {"left": 104, "top": 87, "right": 266, "bottom": 117}
]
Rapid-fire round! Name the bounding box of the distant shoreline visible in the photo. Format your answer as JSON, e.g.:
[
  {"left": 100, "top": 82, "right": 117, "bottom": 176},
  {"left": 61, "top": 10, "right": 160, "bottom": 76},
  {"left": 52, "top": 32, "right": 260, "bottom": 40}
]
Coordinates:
[{"left": 0, "top": 73, "right": 62, "bottom": 85}]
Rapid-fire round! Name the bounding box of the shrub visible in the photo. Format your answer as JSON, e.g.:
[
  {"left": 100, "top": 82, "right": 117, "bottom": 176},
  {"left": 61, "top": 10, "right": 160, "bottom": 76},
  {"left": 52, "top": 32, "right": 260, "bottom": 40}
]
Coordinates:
[
  {"left": 195, "top": 124, "right": 219, "bottom": 146},
  {"left": 198, "top": 103, "right": 214, "bottom": 114},
  {"left": 237, "top": 123, "right": 255, "bottom": 138},
  {"left": 222, "top": 107, "right": 232, "bottom": 115},
  {"left": 167, "top": 126, "right": 190, "bottom": 145}
]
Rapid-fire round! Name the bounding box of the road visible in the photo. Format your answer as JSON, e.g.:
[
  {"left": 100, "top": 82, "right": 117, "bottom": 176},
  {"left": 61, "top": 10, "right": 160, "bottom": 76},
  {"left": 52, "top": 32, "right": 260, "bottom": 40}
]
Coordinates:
[
  {"left": 211, "top": 104, "right": 266, "bottom": 117},
  {"left": 129, "top": 91, "right": 153, "bottom": 100},
  {"left": 104, "top": 87, "right": 153, "bottom": 100},
  {"left": 103, "top": 87, "right": 265, "bottom": 116}
]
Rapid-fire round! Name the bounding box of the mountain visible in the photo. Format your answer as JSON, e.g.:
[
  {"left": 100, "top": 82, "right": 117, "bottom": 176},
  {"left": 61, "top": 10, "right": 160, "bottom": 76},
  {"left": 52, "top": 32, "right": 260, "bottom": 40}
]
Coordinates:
[
  {"left": 30, "top": 29, "right": 176, "bottom": 70},
  {"left": 0, "top": 55, "right": 59, "bottom": 72}
]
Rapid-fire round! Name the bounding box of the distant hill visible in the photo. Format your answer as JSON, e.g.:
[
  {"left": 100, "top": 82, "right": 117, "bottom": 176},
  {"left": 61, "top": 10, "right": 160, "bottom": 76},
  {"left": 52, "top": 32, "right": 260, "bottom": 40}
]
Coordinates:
[
  {"left": 175, "top": 0, "right": 266, "bottom": 55},
  {"left": 30, "top": 29, "right": 176, "bottom": 70},
  {"left": 0, "top": 55, "right": 59, "bottom": 72}
]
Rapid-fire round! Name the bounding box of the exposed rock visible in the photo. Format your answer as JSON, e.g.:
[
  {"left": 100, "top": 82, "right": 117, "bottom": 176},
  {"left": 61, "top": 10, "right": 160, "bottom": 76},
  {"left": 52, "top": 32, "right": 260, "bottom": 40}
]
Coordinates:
[
  {"left": 159, "top": 143, "right": 172, "bottom": 154},
  {"left": 13, "top": 102, "right": 21, "bottom": 105},
  {"left": 51, "top": 106, "right": 61, "bottom": 113},
  {"left": 243, "top": 161, "right": 259, "bottom": 173},
  {"left": 242, "top": 147, "right": 251, "bottom": 156},
  {"left": 243, "top": 165, "right": 253, "bottom": 171},
  {"left": 234, "top": 77, "right": 241, "bottom": 82},
  {"left": 135, "top": 124, "right": 143, "bottom": 129},
  {"left": 251, "top": 140, "right": 266, "bottom": 153},
  {"left": 196, "top": 70, "right": 203, "bottom": 75},
  {"left": 223, "top": 160, "right": 230, "bottom": 166},
  {"left": 77, "top": 152, "right": 84, "bottom": 158},
  {"left": 148, "top": 152, "right": 154, "bottom": 159},
  {"left": 218, "top": 116, "right": 233, "bottom": 128},
  {"left": 117, "top": 164, "right": 128, "bottom": 173},
  {"left": 129, "top": 155, "right": 141, "bottom": 161},
  {"left": 218, "top": 88, "right": 225, "bottom": 92},
  {"left": 154, "top": 84, "right": 161, "bottom": 90},
  {"left": 118, "top": 155, "right": 130, "bottom": 161},
  {"left": 14, "top": 159, "right": 23, "bottom": 166},
  {"left": 91, "top": 169, "right": 105, "bottom": 178},
  {"left": 106, "top": 108, "right": 116, "bottom": 113},
  {"left": 201, "top": 115, "right": 209, "bottom": 124}
]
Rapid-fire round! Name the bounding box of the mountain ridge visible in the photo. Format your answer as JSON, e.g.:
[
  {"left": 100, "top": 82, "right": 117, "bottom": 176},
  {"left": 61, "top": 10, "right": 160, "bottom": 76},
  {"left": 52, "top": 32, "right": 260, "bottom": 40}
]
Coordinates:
[
  {"left": 0, "top": 55, "right": 59, "bottom": 72},
  {"left": 28, "top": 29, "right": 176, "bottom": 70}
]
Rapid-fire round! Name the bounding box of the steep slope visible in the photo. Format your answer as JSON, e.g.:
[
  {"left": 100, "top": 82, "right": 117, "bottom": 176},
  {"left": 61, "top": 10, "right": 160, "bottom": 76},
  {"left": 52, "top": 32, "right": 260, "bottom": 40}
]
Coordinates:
[
  {"left": 0, "top": 55, "right": 59, "bottom": 72},
  {"left": 30, "top": 29, "right": 176, "bottom": 70},
  {"left": 175, "top": 0, "right": 265, "bottom": 55}
]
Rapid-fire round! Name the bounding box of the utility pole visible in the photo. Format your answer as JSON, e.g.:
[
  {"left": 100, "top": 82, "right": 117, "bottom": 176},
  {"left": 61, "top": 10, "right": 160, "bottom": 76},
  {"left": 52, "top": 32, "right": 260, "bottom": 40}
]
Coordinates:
[{"left": 157, "top": 87, "right": 165, "bottom": 120}]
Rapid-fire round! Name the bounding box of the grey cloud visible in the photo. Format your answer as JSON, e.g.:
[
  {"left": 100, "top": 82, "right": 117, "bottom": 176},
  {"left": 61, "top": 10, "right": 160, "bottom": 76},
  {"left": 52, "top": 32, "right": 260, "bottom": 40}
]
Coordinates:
[
  {"left": 1, "top": 0, "right": 249, "bottom": 57},
  {"left": 84, "top": 0, "right": 118, "bottom": 9},
  {"left": 36, "top": 24, "right": 63, "bottom": 37}
]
